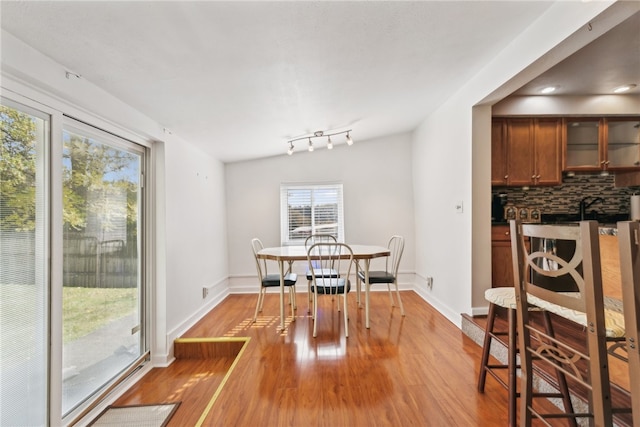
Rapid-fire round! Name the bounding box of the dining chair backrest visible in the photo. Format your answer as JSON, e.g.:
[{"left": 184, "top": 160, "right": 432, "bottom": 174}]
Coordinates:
[
  {"left": 307, "top": 242, "right": 353, "bottom": 294},
  {"left": 510, "top": 220, "right": 613, "bottom": 426},
  {"left": 386, "top": 235, "right": 404, "bottom": 277},
  {"left": 616, "top": 221, "right": 640, "bottom": 426},
  {"left": 251, "top": 238, "right": 267, "bottom": 280},
  {"left": 512, "top": 221, "right": 603, "bottom": 313},
  {"left": 304, "top": 233, "right": 338, "bottom": 249},
  {"left": 305, "top": 233, "right": 339, "bottom": 273}
]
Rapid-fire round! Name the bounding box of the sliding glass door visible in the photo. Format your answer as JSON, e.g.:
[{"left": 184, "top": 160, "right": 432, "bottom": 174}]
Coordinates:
[
  {"left": 0, "top": 100, "right": 49, "bottom": 426},
  {"left": 61, "top": 119, "right": 145, "bottom": 415},
  {"left": 1, "top": 97, "right": 148, "bottom": 423}
]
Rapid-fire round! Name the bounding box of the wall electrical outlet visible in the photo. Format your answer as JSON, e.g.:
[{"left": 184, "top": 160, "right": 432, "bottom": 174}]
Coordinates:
[
  {"left": 202, "top": 287, "right": 209, "bottom": 299},
  {"left": 426, "top": 276, "right": 433, "bottom": 289}
]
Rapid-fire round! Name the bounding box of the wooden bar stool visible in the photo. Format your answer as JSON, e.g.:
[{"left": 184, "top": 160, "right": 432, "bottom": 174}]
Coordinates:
[
  {"left": 617, "top": 221, "right": 640, "bottom": 427},
  {"left": 511, "top": 220, "right": 629, "bottom": 427},
  {"left": 478, "top": 287, "right": 576, "bottom": 427}
]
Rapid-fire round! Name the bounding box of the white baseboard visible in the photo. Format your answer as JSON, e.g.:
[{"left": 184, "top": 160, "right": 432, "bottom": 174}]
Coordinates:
[{"left": 159, "top": 277, "right": 230, "bottom": 364}]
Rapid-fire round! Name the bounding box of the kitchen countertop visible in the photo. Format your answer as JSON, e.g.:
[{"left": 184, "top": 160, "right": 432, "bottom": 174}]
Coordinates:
[
  {"left": 493, "top": 213, "right": 629, "bottom": 227},
  {"left": 540, "top": 213, "right": 629, "bottom": 224},
  {"left": 492, "top": 219, "right": 624, "bottom": 235}
]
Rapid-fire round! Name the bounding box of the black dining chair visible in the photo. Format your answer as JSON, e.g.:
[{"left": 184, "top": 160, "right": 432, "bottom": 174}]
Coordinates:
[
  {"left": 357, "top": 235, "right": 405, "bottom": 316},
  {"left": 307, "top": 242, "right": 353, "bottom": 338},
  {"left": 251, "top": 238, "right": 298, "bottom": 323},
  {"left": 304, "top": 234, "right": 339, "bottom": 313}
]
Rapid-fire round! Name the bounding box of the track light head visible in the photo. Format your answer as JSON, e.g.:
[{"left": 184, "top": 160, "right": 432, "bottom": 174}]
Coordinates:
[
  {"left": 327, "top": 136, "right": 333, "bottom": 150},
  {"left": 308, "top": 138, "right": 314, "bottom": 152},
  {"left": 346, "top": 132, "right": 353, "bottom": 146}
]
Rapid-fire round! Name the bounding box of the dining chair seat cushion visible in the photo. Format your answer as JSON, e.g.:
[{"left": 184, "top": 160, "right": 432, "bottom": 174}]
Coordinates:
[
  {"left": 527, "top": 293, "right": 626, "bottom": 338},
  {"left": 262, "top": 273, "right": 298, "bottom": 287},
  {"left": 312, "top": 278, "right": 351, "bottom": 295},
  {"left": 357, "top": 270, "right": 395, "bottom": 284},
  {"left": 485, "top": 287, "right": 546, "bottom": 313},
  {"left": 306, "top": 268, "right": 339, "bottom": 280},
  {"left": 485, "top": 287, "right": 518, "bottom": 309}
]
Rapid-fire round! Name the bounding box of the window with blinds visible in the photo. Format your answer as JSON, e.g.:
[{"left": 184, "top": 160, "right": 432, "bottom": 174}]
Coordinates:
[
  {"left": 1, "top": 99, "right": 49, "bottom": 426},
  {"left": 280, "top": 184, "right": 344, "bottom": 245}
]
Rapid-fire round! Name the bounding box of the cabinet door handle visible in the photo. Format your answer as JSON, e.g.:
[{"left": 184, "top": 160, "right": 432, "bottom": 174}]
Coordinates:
[
  {"left": 505, "top": 231, "right": 510, "bottom": 236},
  {"left": 605, "top": 161, "right": 610, "bottom": 165},
  {"left": 532, "top": 174, "right": 536, "bottom": 179},
  {"left": 536, "top": 175, "right": 541, "bottom": 179},
  {"left": 601, "top": 160, "right": 606, "bottom": 165},
  {"left": 504, "top": 175, "right": 508, "bottom": 180}
]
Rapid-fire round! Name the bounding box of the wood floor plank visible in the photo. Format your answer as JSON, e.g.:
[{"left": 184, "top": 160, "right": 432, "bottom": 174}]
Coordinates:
[{"left": 108, "top": 291, "right": 554, "bottom": 426}]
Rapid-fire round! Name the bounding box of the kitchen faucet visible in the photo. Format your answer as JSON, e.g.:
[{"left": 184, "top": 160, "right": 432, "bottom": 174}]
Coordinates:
[{"left": 579, "top": 196, "right": 604, "bottom": 221}]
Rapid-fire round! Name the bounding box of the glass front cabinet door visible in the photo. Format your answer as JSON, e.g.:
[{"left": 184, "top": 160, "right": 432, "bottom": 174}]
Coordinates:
[
  {"left": 564, "top": 117, "right": 640, "bottom": 172},
  {"left": 606, "top": 117, "right": 640, "bottom": 169},
  {"left": 564, "top": 118, "right": 601, "bottom": 170}
]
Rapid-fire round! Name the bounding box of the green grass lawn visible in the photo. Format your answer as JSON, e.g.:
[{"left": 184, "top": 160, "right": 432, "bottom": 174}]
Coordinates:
[
  {"left": 1, "top": 284, "right": 136, "bottom": 366},
  {"left": 62, "top": 286, "right": 137, "bottom": 342}
]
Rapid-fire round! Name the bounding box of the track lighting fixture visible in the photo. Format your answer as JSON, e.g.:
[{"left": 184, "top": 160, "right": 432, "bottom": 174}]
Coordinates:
[{"left": 286, "top": 129, "right": 353, "bottom": 155}]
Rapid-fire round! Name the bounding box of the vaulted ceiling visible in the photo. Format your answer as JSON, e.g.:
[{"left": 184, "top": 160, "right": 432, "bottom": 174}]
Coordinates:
[{"left": 1, "top": 2, "right": 638, "bottom": 162}]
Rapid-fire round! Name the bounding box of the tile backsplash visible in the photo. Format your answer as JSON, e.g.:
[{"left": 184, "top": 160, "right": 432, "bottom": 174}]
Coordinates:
[{"left": 493, "top": 173, "right": 640, "bottom": 216}]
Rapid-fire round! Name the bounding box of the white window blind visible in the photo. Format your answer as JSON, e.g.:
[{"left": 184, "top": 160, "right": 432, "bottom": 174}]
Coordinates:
[
  {"left": 280, "top": 183, "right": 344, "bottom": 245},
  {"left": 1, "top": 99, "right": 49, "bottom": 426}
]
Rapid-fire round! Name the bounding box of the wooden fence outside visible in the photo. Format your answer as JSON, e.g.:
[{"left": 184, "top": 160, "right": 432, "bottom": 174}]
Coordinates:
[{"left": 63, "top": 234, "right": 138, "bottom": 288}]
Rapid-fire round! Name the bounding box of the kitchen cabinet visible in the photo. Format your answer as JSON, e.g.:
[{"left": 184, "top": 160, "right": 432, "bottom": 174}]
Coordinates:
[
  {"left": 491, "top": 225, "right": 533, "bottom": 287},
  {"left": 492, "top": 118, "right": 562, "bottom": 186},
  {"left": 564, "top": 116, "right": 640, "bottom": 172},
  {"left": 606, "top": 117, "right": 640, "bottom": 169},
  {"left": 491, "top": 119, "right": 508, "bottom": 185},
  {"left": 491, "top": 225, "right": 514, "bottom": 287}
]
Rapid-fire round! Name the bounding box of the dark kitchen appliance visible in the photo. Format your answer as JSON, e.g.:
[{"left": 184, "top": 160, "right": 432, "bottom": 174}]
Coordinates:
[{"left": 491, "top": 193, "right": 508, "bottom": 222}]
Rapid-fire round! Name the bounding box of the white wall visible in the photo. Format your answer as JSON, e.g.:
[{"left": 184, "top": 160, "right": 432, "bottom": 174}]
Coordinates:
[
  {"left": 411, "top": 1, "right": 637, "bottom": 327},
  {"left": 225, "top": 133, "right": 415, "bottom": 291},
  {"left": 0, "top": 30, "right": 230, "bottom": 365},
  {"left": 163, "top": 137, "right": 229, "bottom": 351},
  {"left": 412, "top": 98, "right": 474, "bottom": 324}
]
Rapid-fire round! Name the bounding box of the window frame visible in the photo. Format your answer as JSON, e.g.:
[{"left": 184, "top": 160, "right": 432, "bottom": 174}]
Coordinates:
[
  {"left": 280, "top": 183, "right": 345, "bottom": 246},
  {"left": 60, "top": 115, "right": 148, "bottom": 417}
]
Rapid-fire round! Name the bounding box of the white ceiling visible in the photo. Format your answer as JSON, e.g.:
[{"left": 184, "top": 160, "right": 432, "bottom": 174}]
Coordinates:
[
  {"left": 513, "top": 10, "right": 640, "bottom": 96},
  {"left": 1, "top": 2, "right": 638, "bottom": 163}
]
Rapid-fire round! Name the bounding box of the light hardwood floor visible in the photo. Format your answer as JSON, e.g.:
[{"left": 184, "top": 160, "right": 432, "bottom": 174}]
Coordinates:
[{"left": 110, "top": 290, "right": 558, "bottom": 426}]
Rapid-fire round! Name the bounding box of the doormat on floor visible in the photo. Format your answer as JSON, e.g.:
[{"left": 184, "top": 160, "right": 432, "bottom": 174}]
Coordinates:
[{"left": 89, "top": 402, "right": 180, "bottom": 427}]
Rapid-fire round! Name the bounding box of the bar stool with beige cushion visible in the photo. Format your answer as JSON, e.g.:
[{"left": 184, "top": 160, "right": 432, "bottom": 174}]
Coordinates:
[
  {"left": 511, "top": 220, "right": 628, "bottom": 427},
  {"left": 478, "top": 287, "right": 575, "bottom": 427},
  {"left": 616, "top": 221, "right": 640, "bottom": 427}
]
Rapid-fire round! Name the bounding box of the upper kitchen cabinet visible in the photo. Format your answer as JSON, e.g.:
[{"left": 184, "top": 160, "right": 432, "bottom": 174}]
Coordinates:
[
  {"left": 491, "top": 119, "right": 508, "bottom": 185},
  {"left": 564, "top": 118, "right": 600, "bottom": 170},
  {"left": 606, "top": 117, "right": 640, "bottom": 169},
  {"left": 564, "top": 117, "right": 640, "bottom": 172},
  {"left": 492, "top": 117, "right": 562, "bottom": 187}
]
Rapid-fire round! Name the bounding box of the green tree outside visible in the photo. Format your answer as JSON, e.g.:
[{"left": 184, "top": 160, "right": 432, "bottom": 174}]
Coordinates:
[{"left": 0, "top": 105, "right": 37, "bottom": 231}]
